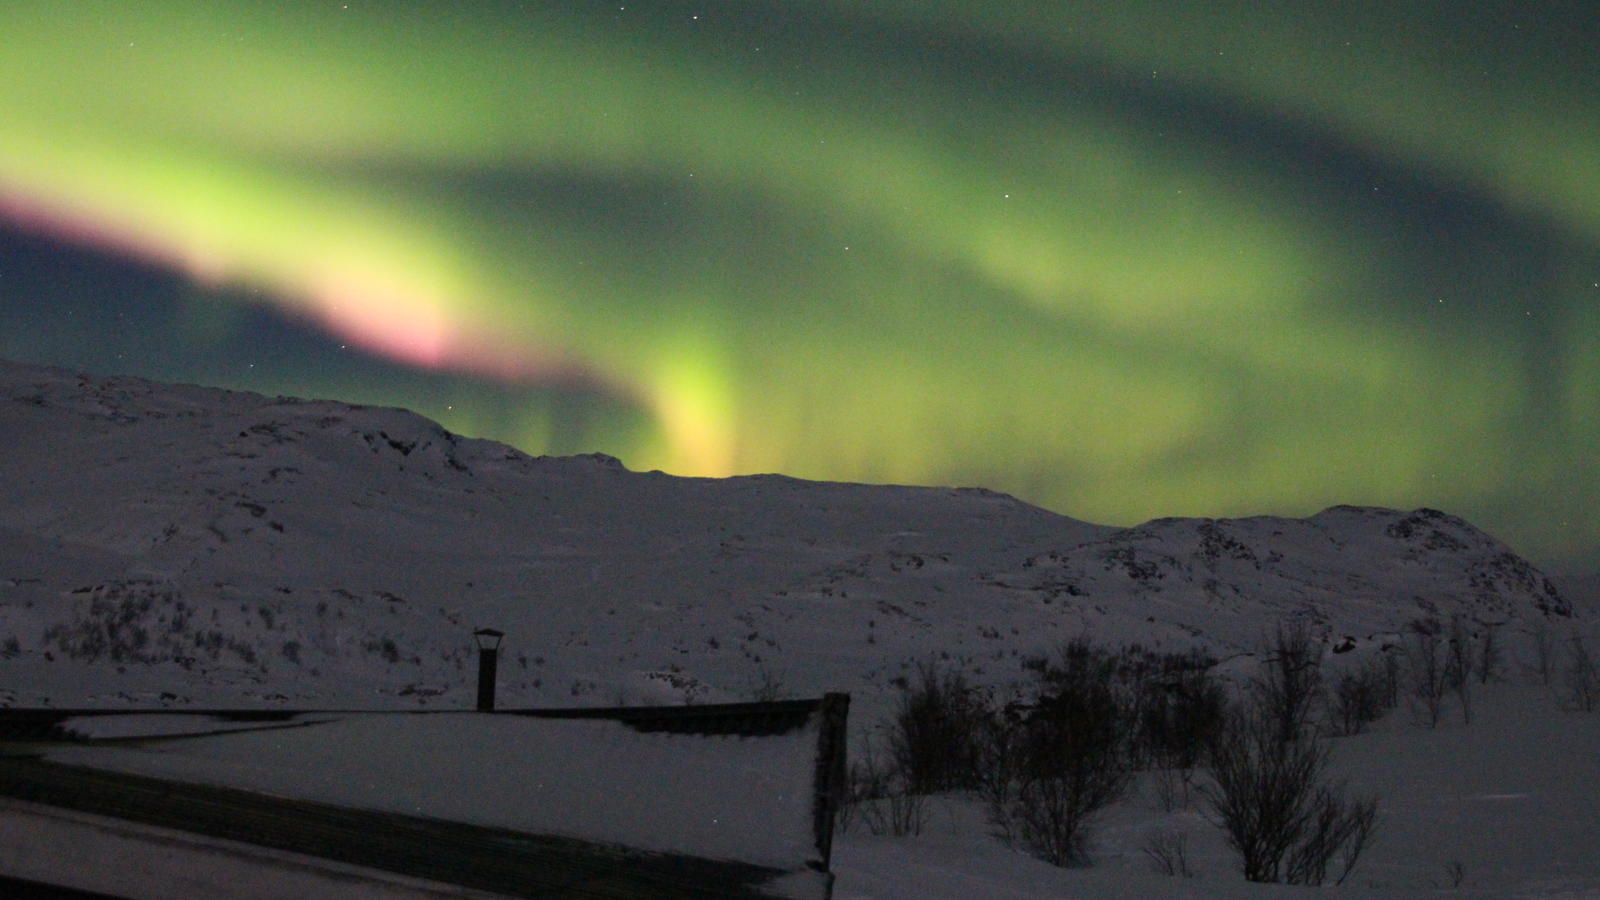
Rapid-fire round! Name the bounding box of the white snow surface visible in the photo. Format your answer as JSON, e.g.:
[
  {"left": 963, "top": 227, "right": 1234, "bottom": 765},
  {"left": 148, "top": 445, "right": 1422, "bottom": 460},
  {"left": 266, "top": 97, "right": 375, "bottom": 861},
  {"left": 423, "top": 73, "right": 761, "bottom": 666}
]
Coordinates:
[
  {"left": 829, "top": 682, "right": 1600, "bottom": 899},
  {"left": 0, "top": 359, "right": 1576, "bottom": 719},
  {"left": 4, "top": 359, "right": 1598, "bottom": 896}
]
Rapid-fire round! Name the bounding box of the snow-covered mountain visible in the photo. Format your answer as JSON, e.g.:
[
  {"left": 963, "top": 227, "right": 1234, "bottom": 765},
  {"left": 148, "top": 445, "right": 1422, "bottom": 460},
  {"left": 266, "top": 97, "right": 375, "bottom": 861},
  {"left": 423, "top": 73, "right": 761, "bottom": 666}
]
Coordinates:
[{"left": 0, "top": 359, "right": 1574, "bottom": 714}]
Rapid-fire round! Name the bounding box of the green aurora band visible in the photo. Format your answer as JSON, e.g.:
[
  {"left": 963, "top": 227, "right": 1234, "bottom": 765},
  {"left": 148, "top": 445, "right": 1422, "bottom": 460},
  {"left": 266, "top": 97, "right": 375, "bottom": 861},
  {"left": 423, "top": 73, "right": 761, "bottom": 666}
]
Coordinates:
[{"left": 0, "top": 2, "right": 1595, "bottom": 564}]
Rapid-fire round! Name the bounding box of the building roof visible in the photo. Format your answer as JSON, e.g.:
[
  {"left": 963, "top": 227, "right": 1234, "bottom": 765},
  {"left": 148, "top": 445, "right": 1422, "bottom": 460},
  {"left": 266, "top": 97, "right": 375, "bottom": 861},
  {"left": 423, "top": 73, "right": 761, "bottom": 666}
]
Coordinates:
[{"left": 0, "top": 697, "right": 847, "bottom": 899}]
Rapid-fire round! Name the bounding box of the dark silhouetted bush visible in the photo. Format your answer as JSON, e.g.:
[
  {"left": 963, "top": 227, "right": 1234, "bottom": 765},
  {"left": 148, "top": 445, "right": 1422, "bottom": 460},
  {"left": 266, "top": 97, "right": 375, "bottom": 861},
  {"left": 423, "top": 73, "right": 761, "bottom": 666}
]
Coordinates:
[
  {"left": 1565, "top": 633, "right": 1599, "bottom": 712},
  {"left": 1250, "top": 621, "right": 1323, "bottom": 745},
  {"left": 988, "top": 637, "right": 1133, "bottom": 866},
  {"left": 887, "top": 660, "right": 987, "bottom": 794},
  {"left": 1204, "top": 700, "right": 1378, "bottom": 885},
  {"left": 1328, "top": 656, "right": 1394, "bottom": 736},
  {"left": 1405, "top": 622, "right": 1448, "bottom": 728}
]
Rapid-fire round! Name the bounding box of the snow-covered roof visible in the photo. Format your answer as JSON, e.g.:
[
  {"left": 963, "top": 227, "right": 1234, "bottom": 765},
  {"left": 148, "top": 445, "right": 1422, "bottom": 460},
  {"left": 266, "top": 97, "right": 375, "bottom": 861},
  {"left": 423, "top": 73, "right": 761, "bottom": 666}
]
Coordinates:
[{"left": 0, "top": 698, "right": 849, "bottom": 898}]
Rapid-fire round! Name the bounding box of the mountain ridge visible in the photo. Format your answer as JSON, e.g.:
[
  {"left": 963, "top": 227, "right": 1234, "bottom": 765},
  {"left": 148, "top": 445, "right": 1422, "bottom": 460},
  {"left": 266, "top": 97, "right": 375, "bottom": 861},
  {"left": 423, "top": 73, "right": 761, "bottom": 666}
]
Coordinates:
[{"left": 0, "top": 359, "right": 1574, "bottom": 713}]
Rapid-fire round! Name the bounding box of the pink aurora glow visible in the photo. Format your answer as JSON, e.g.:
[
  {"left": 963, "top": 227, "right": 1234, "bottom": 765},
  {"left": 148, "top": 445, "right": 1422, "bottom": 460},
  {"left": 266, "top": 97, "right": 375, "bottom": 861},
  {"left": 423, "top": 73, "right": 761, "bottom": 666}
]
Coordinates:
[{"left": 0, "top": 186, "right": 621, "bottom": 394}]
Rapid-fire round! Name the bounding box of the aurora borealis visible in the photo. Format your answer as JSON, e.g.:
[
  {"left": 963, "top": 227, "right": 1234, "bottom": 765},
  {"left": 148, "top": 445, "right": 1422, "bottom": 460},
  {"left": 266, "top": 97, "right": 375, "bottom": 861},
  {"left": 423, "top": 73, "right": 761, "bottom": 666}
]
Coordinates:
[{"left": 1, "top": 2, "right": 1596, "bottom": 567}]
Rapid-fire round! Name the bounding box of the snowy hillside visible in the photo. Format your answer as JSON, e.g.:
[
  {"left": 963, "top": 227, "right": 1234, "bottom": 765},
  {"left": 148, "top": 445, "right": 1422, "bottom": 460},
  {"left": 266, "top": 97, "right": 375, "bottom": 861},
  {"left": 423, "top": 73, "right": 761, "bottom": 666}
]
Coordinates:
[
  {"left": 6, "top": 360, "right": 1600, "bottom": 899},
  {"left": 0, "top": 358, "right": 1574, "bottom": 717}
]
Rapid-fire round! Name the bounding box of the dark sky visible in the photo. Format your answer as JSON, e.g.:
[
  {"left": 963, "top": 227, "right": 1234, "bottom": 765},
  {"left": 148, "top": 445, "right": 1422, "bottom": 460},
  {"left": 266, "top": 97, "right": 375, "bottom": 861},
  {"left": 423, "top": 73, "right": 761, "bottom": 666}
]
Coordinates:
[{"left": 1, "top": 1, "right": 1596, "bottom": 568}]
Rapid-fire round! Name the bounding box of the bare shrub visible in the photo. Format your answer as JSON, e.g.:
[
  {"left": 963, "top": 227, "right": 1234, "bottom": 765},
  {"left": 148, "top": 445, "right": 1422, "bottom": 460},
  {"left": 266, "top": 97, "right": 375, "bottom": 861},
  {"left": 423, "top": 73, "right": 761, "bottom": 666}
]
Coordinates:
[
  {"left": 1136, "top": 664, "right": 1226, "bottom": 810},
  {"left": 1380, "top": 649, "right": 1402, "bottom": 709},
  {"left": 1284, "top": 784, "right": 1378, "bottom": 885},
  {"left": 842, "top": 739, "right": 925, "bottom": 837},
  {"left": 1328, "top": 657, "right": 1393, "bottom": 736},
  {"left": 1445, "top": 615, "right": 1473, "bottom": 725},
  {"left": 974, "top": 698, "right": 1029, "bottom": 812},
  {"left": 1135, "top": 658, "right": 1227, "bottom": 767},
  {"left": 1003, "top": 754, "right": 1128, "bottom": 867},
  {"left": 1204, "top": 702, "right": 1379, "bottom": 885},
  {"left": 1405, "top": 625, "right": 1448, "bottom": 728},
  {"left": 1141, "top": 826, "right": 1193, "bottom": 877},
  {"left": 1205, "top": 705, "right": 1319, "bottom": 882},
  {"left": 1475, "top": 622, "right": 1503, "bottom": 684},
  {"left": 988, "top": 637, "right": 1133, "bottom": 867},
  {"left": 888, "top": 660, "right": 986, "bottom": 794},
  {"left": 1530, "top": 623, "right": 1556, "bottom": 685},
  {"left": 881, "top": 788, "right": 926, "bottom": 837},
  {"left": 42, "top": 592, "right": 160, "bottom": 663},
  {"left": 745, "top": 661, "right": 790, "bottom": 702},
  {"left": 1149, "top": 763, "right": 1189, "bottom": 813},
  {"left": 1564, "top": 633, "right": 1599, "bottom": 712},
  {"left": 1251, "top": 621, "right": 1323, "bottom": 745}
]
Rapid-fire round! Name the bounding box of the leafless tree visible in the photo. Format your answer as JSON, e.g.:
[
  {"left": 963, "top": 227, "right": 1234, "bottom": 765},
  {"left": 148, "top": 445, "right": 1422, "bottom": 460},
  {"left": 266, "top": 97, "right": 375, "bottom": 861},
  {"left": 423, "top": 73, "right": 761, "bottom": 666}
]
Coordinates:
[
  {"left": 1137, "top": 664, "right": 1226, "bottom": 810},
  {"left": 1446, "top": 615, "right": 1473, "bottom": 725},
  {"left": 1284, "top": 784, "right": 1378, "bottom": 885},
  {"left": 1328, "top": 656, "right": 1393, "bottom": 736},
  {"left": 1564, "top": 633, "right": 1599, "bottom": 712},
  {"left": 887, "top": 660, "right": 985, "bottom": 793},
  {"left": 1251, "top": 621, "right": 1323, "bottom": 745},
  {"left": 1530, "top": 623, "right": 1556, "bottom": 685},
  {"left": 1405, "top": 626, "right": 1448, "bottom": 728},
  {"left": 1380, "top": 648, "right": 1402, "bottom": 709},
  {"left": 975, "top": 698, "right": 1027, "bottom": 812},
  {"left": 1204, "top": 702, "right": 1378, "bottom": 885},
  {"left": 1005, "top": 760, "right": 1128, "bottom": 867},
  {"left": 988, "top": 639, "right": 1133, "bottom": 867},
  {"left": 1475, "top": 622, "right": 1503, "bottom": 684}
]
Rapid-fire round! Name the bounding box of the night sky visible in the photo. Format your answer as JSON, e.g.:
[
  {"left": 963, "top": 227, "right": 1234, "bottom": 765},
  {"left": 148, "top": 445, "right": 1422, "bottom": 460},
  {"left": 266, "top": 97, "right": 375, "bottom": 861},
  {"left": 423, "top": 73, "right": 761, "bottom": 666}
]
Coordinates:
[{"left": 1, "top": 2, "right": 1596, "bottom": 568}]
